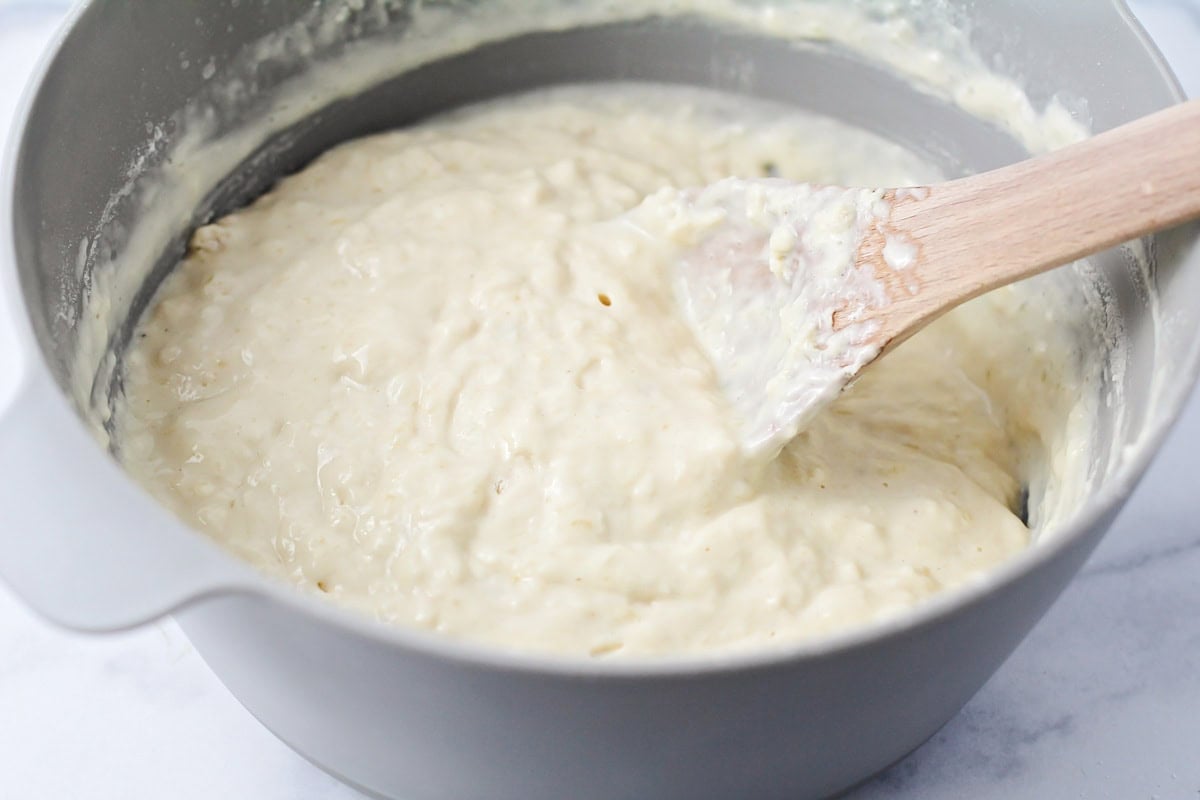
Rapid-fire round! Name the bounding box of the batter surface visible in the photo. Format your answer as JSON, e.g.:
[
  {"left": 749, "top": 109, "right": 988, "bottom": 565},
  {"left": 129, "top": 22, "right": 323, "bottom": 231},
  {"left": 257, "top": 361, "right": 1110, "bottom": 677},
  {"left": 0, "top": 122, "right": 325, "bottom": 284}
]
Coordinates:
[{"left": 116, "top": 86, "right": 1085, "bottom": 656}]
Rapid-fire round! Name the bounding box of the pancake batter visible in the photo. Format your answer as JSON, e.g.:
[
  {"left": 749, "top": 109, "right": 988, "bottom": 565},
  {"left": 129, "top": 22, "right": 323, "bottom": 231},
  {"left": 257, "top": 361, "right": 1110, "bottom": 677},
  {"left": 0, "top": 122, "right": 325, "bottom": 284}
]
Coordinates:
[{"left": 115, "top": 86, "right": 1087, "bottom": 656}]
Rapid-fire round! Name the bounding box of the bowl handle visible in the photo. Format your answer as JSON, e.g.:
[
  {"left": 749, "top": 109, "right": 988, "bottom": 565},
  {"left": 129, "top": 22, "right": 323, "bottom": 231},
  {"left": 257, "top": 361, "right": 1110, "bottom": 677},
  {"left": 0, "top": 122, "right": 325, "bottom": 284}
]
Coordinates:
[{"left": 0, "top": 364, "right": 260, "bottom": 631}]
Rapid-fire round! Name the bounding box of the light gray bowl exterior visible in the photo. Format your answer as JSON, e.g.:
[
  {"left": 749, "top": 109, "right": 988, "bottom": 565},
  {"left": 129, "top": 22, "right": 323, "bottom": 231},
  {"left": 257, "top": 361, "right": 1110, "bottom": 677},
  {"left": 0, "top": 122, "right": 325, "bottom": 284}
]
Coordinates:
[
  {"left": 176, "top": 520, "right": 1114, "bottom": 800},
  {"left": 2, "top": 2, "right": 1199, "bottom": 799}
]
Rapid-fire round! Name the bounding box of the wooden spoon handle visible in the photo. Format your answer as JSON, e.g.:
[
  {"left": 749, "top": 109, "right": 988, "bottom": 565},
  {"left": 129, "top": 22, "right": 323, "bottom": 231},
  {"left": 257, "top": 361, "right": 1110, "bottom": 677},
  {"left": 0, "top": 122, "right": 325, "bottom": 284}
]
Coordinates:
[{"left": 871, "top": 99, "right": 1200, "bottom": 348}]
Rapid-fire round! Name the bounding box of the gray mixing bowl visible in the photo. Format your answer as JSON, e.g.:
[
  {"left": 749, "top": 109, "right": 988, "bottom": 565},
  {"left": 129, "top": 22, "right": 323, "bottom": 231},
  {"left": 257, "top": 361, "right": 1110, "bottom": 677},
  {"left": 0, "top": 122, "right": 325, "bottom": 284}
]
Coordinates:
[{"left": 2, "top": 2, "right": 1199, "bottom": 798}]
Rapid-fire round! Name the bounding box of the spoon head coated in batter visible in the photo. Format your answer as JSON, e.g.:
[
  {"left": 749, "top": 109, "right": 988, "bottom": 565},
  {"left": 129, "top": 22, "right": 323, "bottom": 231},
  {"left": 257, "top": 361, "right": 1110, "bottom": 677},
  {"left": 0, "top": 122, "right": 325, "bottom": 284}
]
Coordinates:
[
  {"left": 646, "top": 100, "right": 1200, "bottom": 459},
  {"left": 634, "top": 178, "right": 896, "bottom": 458}
]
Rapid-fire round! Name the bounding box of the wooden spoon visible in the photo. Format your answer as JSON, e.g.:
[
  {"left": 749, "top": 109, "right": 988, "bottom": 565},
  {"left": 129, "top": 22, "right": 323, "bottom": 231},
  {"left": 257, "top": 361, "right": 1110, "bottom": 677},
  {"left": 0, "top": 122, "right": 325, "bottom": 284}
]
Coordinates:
[{"left": 666, "top": 99, "right": 1200, "bottom": 458}]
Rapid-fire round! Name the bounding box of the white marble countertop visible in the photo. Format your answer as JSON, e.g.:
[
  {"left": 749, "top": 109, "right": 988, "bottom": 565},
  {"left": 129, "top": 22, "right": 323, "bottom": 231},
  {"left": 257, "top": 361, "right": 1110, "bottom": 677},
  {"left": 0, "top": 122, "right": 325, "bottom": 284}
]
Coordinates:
[{"left": 1, "top": 2, "right": 1198, "bottom": 798}]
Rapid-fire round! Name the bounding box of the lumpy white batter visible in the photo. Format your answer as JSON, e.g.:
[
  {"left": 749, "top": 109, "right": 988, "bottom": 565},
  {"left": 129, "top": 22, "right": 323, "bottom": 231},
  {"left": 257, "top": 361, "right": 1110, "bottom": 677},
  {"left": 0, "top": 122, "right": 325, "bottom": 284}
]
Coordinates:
[{"left": 116, "top": 86, "right": 1086, "bottom": 656}]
